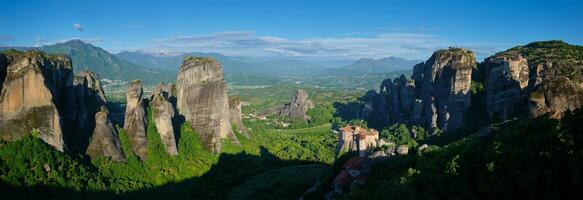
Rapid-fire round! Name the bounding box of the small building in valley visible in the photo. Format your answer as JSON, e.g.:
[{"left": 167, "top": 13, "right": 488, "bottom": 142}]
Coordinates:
[
  {"left": 332, "top": 157, "right": 371, "bottom": 193},
  {"left": 338, "top": 126, "right": 379, "bottom": 157}
]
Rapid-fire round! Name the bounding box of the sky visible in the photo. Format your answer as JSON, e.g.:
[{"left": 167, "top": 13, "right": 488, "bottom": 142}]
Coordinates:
[{"left": 0, "top": 0, "right": 582, "bottom": 60}]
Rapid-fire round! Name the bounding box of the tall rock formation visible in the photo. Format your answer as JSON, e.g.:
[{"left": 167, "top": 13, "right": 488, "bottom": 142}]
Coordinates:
[
  {"left": 480, "top": 41, "right": 583, "bottom": 120},
  {"left": 70, "top": 71, "right": 125, "bottom": 160},
  {"left": 85, "top": 106, "right": 125, "bottom": 161},
  {"left": 150, "top": 82, "right": 178, "bottom": 155},
  {"left": 372, "top": 41, "right": 583, "bottom": 132},
  {"left": 375, "top": 48, "right": 476, "bottom": 132},
  {"left": 176, "top": 57, "right": 237, "bottom": 153},
  {"left": 0, "top": 50, "right": 73, "bottom": 151},
  {"left": 0, "top": 53, "right": 8, "bottom": 91},
  {"left": 481, "top": 53, "right": 529, "bottom": 119},
  {"left": 64, "top": 71, "right": 109, "bottom": 153},
  {"left": 124, "top": 80, "right": 148, "bottom": 160},
  {"left": 0, "top": 50, "right": 125, "bottom": 156},
  {"left": 229, "top": 96, "right": 248, "bottom": 136},
  {"left": 415, "top": 48, "right": 476, "bottom": 131},
  {"left": 276, "top": 90, "right": 314, "bottom": 121}
]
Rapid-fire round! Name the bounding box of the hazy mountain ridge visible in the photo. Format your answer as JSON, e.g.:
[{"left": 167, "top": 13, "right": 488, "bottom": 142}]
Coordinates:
[
  {"left": 115, "top": 51, "right": 343, "bottom": 75},
  {"left": 319, "top": 56, "right": 422, "bottom": 76},
  {"left": 1, "top": 40, "right": 174, "bottom": 85}
]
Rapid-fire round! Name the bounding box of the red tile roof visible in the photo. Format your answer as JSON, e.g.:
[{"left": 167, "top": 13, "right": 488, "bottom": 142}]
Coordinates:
[{"left": 341, "top": 126, "right": 378, "bottom": 137}]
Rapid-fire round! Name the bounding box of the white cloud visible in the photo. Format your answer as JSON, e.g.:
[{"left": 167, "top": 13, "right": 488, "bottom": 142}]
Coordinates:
[
  {"left": 151, "top": 31, "right": 452, "bottom": 59},
  {"left": 136, "top": 30, "right": 509, "bottom": 60},
  {"left": 34, "top": 37, "right": 48, "bottom": 47},
  {"left": 73, "top": 23, "right": 83, "bottom": 31}
]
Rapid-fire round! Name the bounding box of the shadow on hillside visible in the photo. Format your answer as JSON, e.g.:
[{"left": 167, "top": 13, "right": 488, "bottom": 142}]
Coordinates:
[
  {"left": 332, "top": 101, "right": 363, "bottom": 123},
  {"left": 332, "top": 101, "right": 387, "bottom": 130},
  {"left": 0, "top": 147, "right": 330, "bottom": 200}
]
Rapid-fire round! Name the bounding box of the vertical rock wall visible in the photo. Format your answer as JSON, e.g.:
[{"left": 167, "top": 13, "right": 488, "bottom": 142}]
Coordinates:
[{"left": 176, "top": 57, "right": 236, "bottom": 153}]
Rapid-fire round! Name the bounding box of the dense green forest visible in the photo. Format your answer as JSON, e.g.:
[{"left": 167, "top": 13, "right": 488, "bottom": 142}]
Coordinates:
[{"left": 344, "top": 109, "right": 583, "bottom": 199}]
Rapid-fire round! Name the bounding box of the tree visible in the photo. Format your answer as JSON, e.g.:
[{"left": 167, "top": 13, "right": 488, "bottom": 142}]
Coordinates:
[{"left": 380, "top": 124, "right": 418, "bottom": 147}]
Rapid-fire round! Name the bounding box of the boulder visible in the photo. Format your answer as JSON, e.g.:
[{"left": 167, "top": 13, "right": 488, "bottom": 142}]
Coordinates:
[
  {"left": 176, "top": 57, "right": 237, "bottom": 152},
  {"left": 124, "top": 80, "right": 148, "bottom": 160},
  {"left": 396, "top": 145, "right": 409, "bottom": 155},
  {"left": 85, "top": 106, "right": 125, "bottom": 161}
]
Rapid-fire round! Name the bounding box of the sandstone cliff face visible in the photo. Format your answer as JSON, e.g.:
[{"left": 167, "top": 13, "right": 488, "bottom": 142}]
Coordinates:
[
  {"left": 379, "top": 75, "right": 418, "bottom": 125},
  {"left": 480, "top": 41, "right": 583, "bottom": 120},
  {"left": 529, "top": 77, "right": 582, "bottom": 118},
  {"left": 482, "top": 53, "right": 529, "bottom": 119},
  {"left": 375, "top": 48, "right": 476, "bottom": 132},
  {"left": 64, "top": 71, "right": 109, "bottom": 153},
  {"left": 371, "top": 41, "right": 583, "bottom": 132},
  {"left": 0, "top": 50, "right": 73, "bottom": 151},
  {"left": 150, "top": 82, "right": 178, "bottom": 155},
  {"left": 425, "top": 48, "right": 475, "bottom": 131},
  {"left": 85, "top": 106, "right": 125, "bottom": 161},
  {"left": 276, "top": 90, "right": 314, "bottom": 121},
  {"left": 124, "top": 80, "right": 148, "bottom": 160},
  {"left": 176, "top": 57, "right": 236, "bottom": 152},
  {"left": 359, "top": 90, "right": 377, "bottom": 118},
  {"left": 229, "top": 96, "right": 248, "bottom": 136},
  {"left": 0, "top": 53, "right": 8, "bottom": 91}
]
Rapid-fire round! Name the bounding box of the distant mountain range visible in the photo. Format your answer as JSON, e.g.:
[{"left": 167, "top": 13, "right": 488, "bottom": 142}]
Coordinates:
[
  {"left": 116, "top": 50, "right": 419, "bottom": 77},
  {"left": 319, "top": 56, "right": 422, "bottom": 76},
  {"left": 1, "top": 40, "right": 174, "bottom": 85},
  {"left": 115, "top": 51, "right": 342, "bottom": 75},
  {"left": 1, "top": 40, "right": 419, "bottom": 85},
  {"left": 115, "top": 51, "right": 269, "bottom": 74}
]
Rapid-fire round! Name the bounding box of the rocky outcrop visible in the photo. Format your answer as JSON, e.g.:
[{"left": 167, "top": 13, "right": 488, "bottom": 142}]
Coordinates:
[
  {"left": 85, "top": 106, "right": 125, "bottom": 161},
  {"left": 480, "top": 41, "right": 583, "bottom": 120},
  {"left": 150, "top": 82, "right": 178, "bottom": 155},
  {"left": 0, "top": 53, "right": 8, "bottom": 92},
  {"left": 371, "top": 41, "right": 583, "bottom": 132},
  {"left": 0, "top": 50, "right": 73, "bottom": 151},
  {"left": 176, "top": 57, "right": 237, "bottom": 152},
  {"left": 482, "top": 53, "right": 529, "bottom": 119},
  {"left": 124, "top": 80, "right": 148, "bottom": 160},
  {"left": 64, "top": 71, "right": 109, "bottom": 153},
  {"left": 415, "top": 48, "right": 475, "bottom": 131},
  {"left": 379, "top": 75, "right": 418, "bottom": 125},
  {"left": 276, "top": 90, "right": 314, "bottom": 121},
  {"left": 375, "top": 48, "right": 476, "bottom": 132},
  {"left": 70, "top": 71, "right": 125, "bottom": 160},
  {"left": 229, "top": 96, "right": 248, "bottom": 136},
  {"left": 528, "top": 76, "right": 582, "bottom": 118},
  {"left": 396, "top": 145, "right": 409, "bottom": 155},
  {"left": 151, "top": 82, "right": 175, "bottom": 100}
]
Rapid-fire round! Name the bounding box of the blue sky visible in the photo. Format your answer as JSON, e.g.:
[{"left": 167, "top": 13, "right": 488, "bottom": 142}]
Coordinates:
[{"left": 0, "top": 0, "right": 582, "bottom": 60}]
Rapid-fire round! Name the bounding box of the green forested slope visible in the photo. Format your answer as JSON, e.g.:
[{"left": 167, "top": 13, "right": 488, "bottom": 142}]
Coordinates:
[{"left": 344, "top": 110, "right": 583, "bottom": 200}]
